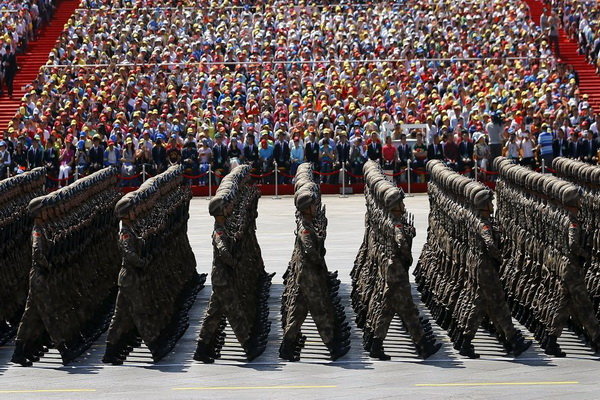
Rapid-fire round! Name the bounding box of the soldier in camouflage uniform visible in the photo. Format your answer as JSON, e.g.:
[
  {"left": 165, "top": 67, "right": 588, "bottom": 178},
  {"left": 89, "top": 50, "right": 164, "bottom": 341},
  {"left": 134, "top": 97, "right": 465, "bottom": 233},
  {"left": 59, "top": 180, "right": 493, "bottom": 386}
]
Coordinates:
[
  {"left": 352, "top": 160, "right": 440, "bottom": 360},
  {"left": 12, "top": 168, "right": 122, "bottom": 366},
  {"left": 103, "top": 165, "right": 205, "bottom": 364},
  {"left": 195, "top": 165, "right": 273, "bottom": 363},
  {"left": 415, "top": 160, "right": 531, "bottom": 358},
  {"left": 280, "top": 162, "right": 350, "bottom": 361},
  {"left": 0, "top": 168, "right": 45, "bottom": 345},
  {"left": 495, "top": 157, "right": 600, "bottom": 357}
]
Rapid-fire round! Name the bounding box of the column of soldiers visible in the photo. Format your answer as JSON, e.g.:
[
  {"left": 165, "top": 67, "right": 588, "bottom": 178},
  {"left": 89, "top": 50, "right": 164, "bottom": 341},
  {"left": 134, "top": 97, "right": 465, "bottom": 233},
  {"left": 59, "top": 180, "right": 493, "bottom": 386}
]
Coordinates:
[
  {"left": 280, "top": 162, "right": 350, "bottom": 361},
  {"left": 194, "top": 164, "right": 274, "bottom": 363},
  {"left": 12, "top": 168, "right": 122, "bottom": 366},
  {"left": 352, "top": 160, "right": 441, "bottom": 360},
  {"left": 494, "top": 157, "right": 600, "bottom": 357},
  {"left": 103, "top": 165, "right": 205, "bottom": 364},
  {"left": 0, "top": 168, "right": 46, "bottom": 345},
  {"left": 414, "top": 160, "right": 531, "bottom": 359},
  {"left": 552, "top": 158, "right": 600, "bottom": 329}
]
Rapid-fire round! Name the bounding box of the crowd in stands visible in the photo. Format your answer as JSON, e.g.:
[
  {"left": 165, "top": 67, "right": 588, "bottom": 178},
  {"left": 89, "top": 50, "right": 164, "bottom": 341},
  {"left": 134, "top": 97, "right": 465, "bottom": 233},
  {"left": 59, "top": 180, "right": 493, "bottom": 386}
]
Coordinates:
[
  {"left": 0, "top": 0, "right": 55, "bottom": 98},
  {"left": 0, "top": 0, "right": 598, "bottom": 185}
]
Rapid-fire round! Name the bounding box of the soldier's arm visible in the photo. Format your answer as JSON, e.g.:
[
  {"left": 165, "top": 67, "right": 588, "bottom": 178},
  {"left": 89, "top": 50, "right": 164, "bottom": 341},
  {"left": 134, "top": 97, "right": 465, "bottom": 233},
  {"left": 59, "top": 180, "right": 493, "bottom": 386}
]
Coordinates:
[
  {"left": 32, "top": 229, "right": 50, "bottom": 270},
  {"left": 120, "top": 232, "right": 146, "bottom": 268},
  {"left": 299, "top": 230, "right": 321, "bottom": 264},
  {"left": 214, "top": 233, "right": 236, "bottom": 266},
  {"left": 480, "top": 223, "right": 501, "bottom": 261}
]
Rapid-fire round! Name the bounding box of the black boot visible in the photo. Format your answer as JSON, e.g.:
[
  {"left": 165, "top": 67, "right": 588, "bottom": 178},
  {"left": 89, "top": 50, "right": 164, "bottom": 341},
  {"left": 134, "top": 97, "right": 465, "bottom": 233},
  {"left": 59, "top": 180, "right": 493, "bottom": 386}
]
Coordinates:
[
  {"left": 328, "top": 341, "right": 350, "bottom": 361},
  {"left": 279, "top": 339, "right": 300, "bottom": 361},
  {"left": 458, "top": 342, "right": 479, "bottom": 359},
  {"left": 11, "top": 340, "right": 32, "bottom": 367},
  {"left": 544, "top": 335, "right": 566, "bottom": 357},
  {"left": 193, "top": 341, "right": 215, "bottom": 363},
  {"left": 507, "top": 334, "right": 532, "bottom": 357},
  {"left": 368, "top": 338, "right": 390, "bottom": 360},
  {"left": 416, "top": 337, "right": 442, "bottom": 359}
]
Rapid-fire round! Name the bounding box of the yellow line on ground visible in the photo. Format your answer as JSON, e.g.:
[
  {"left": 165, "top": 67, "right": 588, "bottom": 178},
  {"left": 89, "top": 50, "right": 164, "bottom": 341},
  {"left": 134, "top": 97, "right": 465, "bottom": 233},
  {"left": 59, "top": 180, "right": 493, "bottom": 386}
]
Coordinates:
[
  {"left": 416, "top": 381, "right": 579, "bottom": 387},
  {"left": 173, "top": 385, "right": 337, "bottom": 391},
  {"left": 0, "top": 389, "right": 97, "bottom": 394}
]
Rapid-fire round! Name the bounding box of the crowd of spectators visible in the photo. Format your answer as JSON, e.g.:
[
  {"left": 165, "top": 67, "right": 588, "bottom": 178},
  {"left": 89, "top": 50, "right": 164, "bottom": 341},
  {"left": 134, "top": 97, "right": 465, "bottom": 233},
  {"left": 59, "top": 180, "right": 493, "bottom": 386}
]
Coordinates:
[
  {"left": 0, "top": 0, "right": 55, "bottom": 98},
  {"left": 552, "top": 0, "right": 600, "bottom": 73},
  {"left": 0, "top": 0, "right": 598, "bottom": 186}
]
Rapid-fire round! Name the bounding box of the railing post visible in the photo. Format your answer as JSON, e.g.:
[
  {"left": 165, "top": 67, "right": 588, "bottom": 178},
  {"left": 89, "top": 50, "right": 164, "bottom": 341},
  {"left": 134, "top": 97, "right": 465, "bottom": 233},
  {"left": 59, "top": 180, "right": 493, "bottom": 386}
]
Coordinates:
[
  {"left": 406, "top": 163, "right": 413, "bottom": 197},
  {"left": 340, "top": 164, "right": 348, "bottom": 198},
  {"left": 541, "top": 159, "right": 546, "bottom": 174},
  {"left": 273, "top": 161, "right": 280, "bottom": 199},
  {"left": 207, "top": 164, "right": 212, "bottom": 200},
  {"left": 74, "top": 168, "right": 79, "bottom": 181},
  {"left": 474, "top": 163, "right": 478, "bottom": 181},
  {"left": 142, "top": 164, "right": 147, "bottom": 182}
]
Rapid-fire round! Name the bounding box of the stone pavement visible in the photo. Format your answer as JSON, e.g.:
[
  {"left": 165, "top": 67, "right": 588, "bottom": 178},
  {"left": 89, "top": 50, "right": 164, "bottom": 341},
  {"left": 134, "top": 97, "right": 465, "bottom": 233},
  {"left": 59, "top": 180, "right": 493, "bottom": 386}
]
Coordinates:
[{"left": 0, "top": 194, "right": 597, "bottom": 399}]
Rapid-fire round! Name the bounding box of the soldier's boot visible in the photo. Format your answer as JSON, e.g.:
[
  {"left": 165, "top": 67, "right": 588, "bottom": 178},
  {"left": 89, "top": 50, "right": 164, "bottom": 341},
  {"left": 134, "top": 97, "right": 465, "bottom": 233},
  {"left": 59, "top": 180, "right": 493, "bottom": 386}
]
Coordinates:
[
  {"left": 506, "top": 334, "right": 532, "bottom": 357},
  {"left": 102, "top": 343, "right": 124, "bottom": 365},
  {"left": 458, "top": 341, "right": 479, "bottom": 359},
  {"left": 416, "top": 337, "right": 442, "bottom": 359},
  {"left": 544, "top": 335, "right": 566, "bottom": 357},
  {"left": 193, "top": 341, "right": 215, "bottom": 363},
  {"left": 11, "top": 340, "right": 33, "bottom": 367},
  {"left": 244, "top": 337, "right": 266, "bottom": 362},
  {"left": 590, "top": 336, "right": 600, "bottom": 354},
  {"left": 279, "top": 338, "right": 300, "bottom": 362},
  {"left": 328, "top": 340, "right": 350, "bottom": 361},
  {"left": 368, "top": 337, "right": 391, "bottom": 360}
]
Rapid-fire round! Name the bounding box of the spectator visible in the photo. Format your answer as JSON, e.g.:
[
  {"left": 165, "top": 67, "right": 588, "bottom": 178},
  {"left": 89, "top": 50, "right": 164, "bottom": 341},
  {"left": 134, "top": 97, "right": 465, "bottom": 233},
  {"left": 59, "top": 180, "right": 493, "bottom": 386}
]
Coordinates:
[
  {"left": 212, "top": 133, "right": 228, "bottom": 179},
  {"left": 152, "top": 136, "right": 167, "bottom": 173},
  {"left": 443, "top": 133, "right": 460, "bottom": 171},
  {"left": 473, "top": 132, "right": 491, "bottom": 179},
  {"left": 553, "top": 128, "right": 570, "bottom": 158},
  {"left": 273, "top": 131, "right": 290, "bottom": 183},
  {"left": 12, "top": 141, "right": 27, "bottom": 174},
  {"left": 579, "top": 130, "right": 599, "bottom": 164},
  {"left": 349, "top": 137, "right": 367, "bottom": 183},
  {"left": 121, "top": 137, "right": 137, "bottom": 179},
  {"left": 519, "top": 131, "right": 536, "bottom": 168},
  {"left": 228, "top": 137, "right": 242, "bottom": 169},
  {"left": 367, "top": 132, "right": 382, "bottom": 162},
  {"left": 75, "top": 140, "right": 88, "bottom": 176},
  {"left": 458, "top": 131, "right": 475, "bottom": 173},
  {"left": 427, "top": 135, "right": 444, "bottom": 162},
  {"left": 504, "top": 132, "right": 521, "bottom": 161},
  {"left": 382, "top": 136, "right": 397, "bottom": 172},
  {"left": 258, "top": 138, "right": 274, "bottom": 182},
  {"left": 319, "top": 139, "right": 336, "bottom": 184},
  {"left": 103, "top": 140, "right": 120, "bottom": 168},
  {"left": 305, "top": 131, "right": 320, "bottom": 170},
  {"left": 44, "top": 135, "right": 59, "bottom": 184},
  {"left": 26, "top": 135, "right": 43, "bottom": 169},
  {"left": 290, "top": 135, "right": 304, "bottom": 177},
  {"left": 0, "top": 140, "right": 10, "bottom": 179},
  {"left": 243, "top": 134, "right": 259, "bottom": 171},
  {"left": 58, "top": 139, "right": 74, "bottom": 187},
  {"left": 537, "top": 125, "right": 554, "bottom": 169}
]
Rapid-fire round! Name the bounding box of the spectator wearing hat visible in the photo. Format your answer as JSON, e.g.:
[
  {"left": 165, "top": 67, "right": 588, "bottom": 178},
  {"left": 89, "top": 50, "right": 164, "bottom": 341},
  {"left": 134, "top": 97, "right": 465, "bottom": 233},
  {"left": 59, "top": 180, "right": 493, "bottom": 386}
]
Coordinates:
[
  {"left": 104, "top": 140, "right": 120, "bottom": 168},
  {"left": 27, "top": 135, "right": 44, "bottom": 169},
  {"left": 88, "top": 135, "right": 104, "bottom": 173},
  {"left": 0, "top": 140, "right": 10, "bottom": 179}
]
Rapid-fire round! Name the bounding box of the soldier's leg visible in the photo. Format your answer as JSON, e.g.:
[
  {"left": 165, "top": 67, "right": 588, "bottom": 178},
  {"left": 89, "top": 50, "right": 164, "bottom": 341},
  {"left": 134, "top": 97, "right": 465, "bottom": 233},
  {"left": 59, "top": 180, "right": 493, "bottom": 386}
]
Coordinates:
[
  {"left": 300, "top": 273, "right": 337, "bottom": 346},
  {"left": 197, "top": 287, "right": 227, "bottom": 344},
  {"left": 388, "top": 270, "right": 425, "bottom": 344},
  {"left": 563, "top": 266, "right": 600, "bottom": 340},
  {"left": 478, "top": 265, "right": 518, "bottom": 341}
]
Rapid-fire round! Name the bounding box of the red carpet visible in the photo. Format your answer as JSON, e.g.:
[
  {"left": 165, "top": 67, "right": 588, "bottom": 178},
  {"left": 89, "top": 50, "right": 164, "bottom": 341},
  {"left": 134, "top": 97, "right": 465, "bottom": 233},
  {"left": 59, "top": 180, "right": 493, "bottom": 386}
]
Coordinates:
[
  {"left": 0, "top": 0, "right": 80, "bottom": 133},
  {"left": 525, "top": 0, "right": 600, "bottom": 112}
]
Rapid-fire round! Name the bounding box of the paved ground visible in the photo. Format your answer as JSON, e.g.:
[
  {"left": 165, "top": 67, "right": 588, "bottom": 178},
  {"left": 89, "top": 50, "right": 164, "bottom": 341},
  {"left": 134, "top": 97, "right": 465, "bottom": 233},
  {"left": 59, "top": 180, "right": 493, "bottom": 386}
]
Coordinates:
[{"left": 0, "top": 194, "right": 598, "bottom": 399}]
